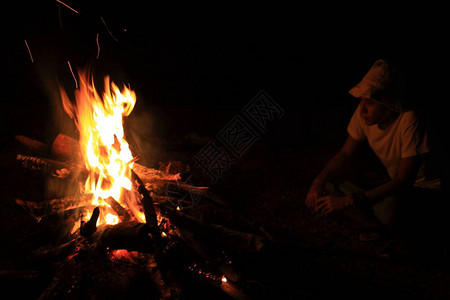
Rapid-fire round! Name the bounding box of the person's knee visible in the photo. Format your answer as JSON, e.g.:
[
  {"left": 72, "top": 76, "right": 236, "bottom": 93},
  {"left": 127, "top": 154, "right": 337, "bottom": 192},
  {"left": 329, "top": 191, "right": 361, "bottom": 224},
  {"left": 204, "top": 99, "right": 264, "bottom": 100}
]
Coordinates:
[{"left": 372, "top": 195, "right": 400, "bottom": 227}]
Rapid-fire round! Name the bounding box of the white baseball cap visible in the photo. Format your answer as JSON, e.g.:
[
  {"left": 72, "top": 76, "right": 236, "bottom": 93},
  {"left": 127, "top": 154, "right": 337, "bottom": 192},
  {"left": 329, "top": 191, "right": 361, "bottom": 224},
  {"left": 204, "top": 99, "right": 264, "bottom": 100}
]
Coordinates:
[{"left": 349, "top": 59, "right": 405, "bottom": 112}]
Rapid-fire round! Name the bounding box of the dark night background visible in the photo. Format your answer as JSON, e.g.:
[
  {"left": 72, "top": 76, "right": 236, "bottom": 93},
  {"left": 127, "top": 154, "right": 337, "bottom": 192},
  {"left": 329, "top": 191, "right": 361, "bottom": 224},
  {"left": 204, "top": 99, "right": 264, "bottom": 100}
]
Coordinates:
[
  {"left": 3, "top": 1, "right": 450, "bottom": 299},
  {"left": 4, "top": 2, "right": 449, "bottom": 157}
]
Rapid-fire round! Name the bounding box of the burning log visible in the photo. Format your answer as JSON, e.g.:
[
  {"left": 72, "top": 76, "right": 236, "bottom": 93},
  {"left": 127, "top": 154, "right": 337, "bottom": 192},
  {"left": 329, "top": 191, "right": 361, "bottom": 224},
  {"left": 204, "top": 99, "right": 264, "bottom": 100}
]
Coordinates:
[
  {"left": 37, "top": 245, "right": 176, "bottom": 300},
  {"left": 94, "top": 221, "right": 154, "bottom": 252},
  {"left": 80, "top": 206, "right": 100, "bottom": 237},
  {"left": 15, "top": 195, "right": 93, "bottom": 221},
  {"left": 16, "top": 154, "right": 87, "bottom": 180},
  {"left": 37, "top": 246, "right": 146, "bottom": 300},
  {"left": 105, "top": 196, "right": 131, "bottom": 222},
  {"left": 220, "top": 280, "right": 252, "bottom": 300},
  {"left": 28, "top": 239, "right": 77, "bottom": 263},
  {"left": 159, "top": 208, "right": 256, "bottom": 300},
  {"left": 131, "top": 170, "right": 158, "bottom": 228},
  {"left": 210, "top": 224, "right": 265, "bottom": 253},
  {"left": 15, "top": 135, "right": 49, "bottom": 156},
  {"left": 160, "top": 204, "right": 267, "bottom": 254},
  {"left": 144, "top": 254, "right": 181, "bottom": 299},
  {"left": 162, "top": 178, "right": 227, "bottom": 207},
  {"left": 51, "top": 133, "right": 82, "bottom": 162},
  {"left": 133, "top": 162, "right": 227, "bottom": 207},
  {"left": 130, "top": 169, "right": 170, "bottom": 283}
]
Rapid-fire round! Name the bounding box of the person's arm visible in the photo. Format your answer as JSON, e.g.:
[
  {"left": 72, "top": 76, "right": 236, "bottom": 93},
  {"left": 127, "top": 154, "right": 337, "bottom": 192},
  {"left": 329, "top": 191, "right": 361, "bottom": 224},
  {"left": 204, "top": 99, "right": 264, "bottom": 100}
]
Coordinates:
[
  {"left": 306, "top": 135, "right": 363, "bottom": 208},
  {"left": 355, "top": 155, "right": 423, "bottom": 206},
  {"left": 316, "top": 154, "right": 423, "bottom": 215},
  {"left": 354, "top": 111, "right": 428, "bottom": 207},
  {"left": 312, "top": 135, "right": 363, "bottom": 184}
]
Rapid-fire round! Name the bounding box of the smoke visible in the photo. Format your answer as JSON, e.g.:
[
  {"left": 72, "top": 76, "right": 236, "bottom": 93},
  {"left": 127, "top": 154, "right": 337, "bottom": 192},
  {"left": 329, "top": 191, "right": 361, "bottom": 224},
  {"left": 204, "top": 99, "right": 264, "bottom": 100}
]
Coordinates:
[{"left": 124, "top": 97, "right": 165, "bottom": 169}]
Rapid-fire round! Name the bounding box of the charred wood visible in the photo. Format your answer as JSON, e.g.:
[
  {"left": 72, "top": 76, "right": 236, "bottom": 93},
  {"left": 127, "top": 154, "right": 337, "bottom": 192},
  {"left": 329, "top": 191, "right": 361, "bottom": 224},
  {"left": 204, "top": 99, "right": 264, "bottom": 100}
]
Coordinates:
[
  {"left": 80, "top": 207, "right": 99, "bottom": 237},
  {"left": 210, "top": 224, "right": 265, "bottom": 253},
  {"left": 28, "top": 239, "right": 77, "bottom": 263},
  {"left": 92, "top": 221, "right": 154, "bottom": 253},
  {"left": 131, "top": 169, "right": 169, "bottom": 283},
  {"left": 131, "top": 169, "right": 158, "bottom": 229},
  {"left": 51, "top": 133, "right": 82, "bottom": 163},
  {"left": 15, "top": 195, "right": 93, "bottom": 221},
  {"left": 160, "top": 205, "right": 231, "bottom": 262},
  {"left": 105, "top": 196, "right": 131, "bottom": 222},
  {"left": 220, "top": 280, "right": 252, "bottom": 300},
  {"left": 15, "top": 135, "right": 49, "bottom": 156},
  {"left": 16, "top": 154, "right": 88, "bottom": 180},
  {"left": 160, "top": 205, "right": 266, "bottom": 254},
  {"left": 37, "top": 256, "right": 82, "bottom": 300}
]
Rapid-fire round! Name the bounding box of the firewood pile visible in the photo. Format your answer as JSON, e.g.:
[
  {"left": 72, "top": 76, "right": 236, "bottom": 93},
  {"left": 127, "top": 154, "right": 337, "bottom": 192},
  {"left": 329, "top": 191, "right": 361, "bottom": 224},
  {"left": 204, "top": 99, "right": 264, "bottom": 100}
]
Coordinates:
[{"left": 10, "top": 133, "right": 272, "bottom": 299}]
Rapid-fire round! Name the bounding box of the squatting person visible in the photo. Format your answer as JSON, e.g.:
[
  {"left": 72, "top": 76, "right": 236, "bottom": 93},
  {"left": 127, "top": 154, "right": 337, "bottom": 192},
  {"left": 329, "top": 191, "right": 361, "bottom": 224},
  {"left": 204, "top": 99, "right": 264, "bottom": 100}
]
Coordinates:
[{"left": 305, "top": 58, "right": 442, "bottom": 242}]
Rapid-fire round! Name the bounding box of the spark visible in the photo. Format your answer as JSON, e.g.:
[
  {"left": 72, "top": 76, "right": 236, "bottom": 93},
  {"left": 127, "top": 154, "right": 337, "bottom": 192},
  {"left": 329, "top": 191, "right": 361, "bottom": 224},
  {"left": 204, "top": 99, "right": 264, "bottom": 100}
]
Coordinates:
[
  {"left": 56, "top": 0, "right": 79, "bottom": 14},
  {"left": 67, "top": 61, "right": 78, "bottom": 89},
  {"left": 96, "top": 33, "right": 100, "bottom": 59},
  {"left": 24, "top": 40, "right": 34, "bottom": 63},
  {"left": 100, "top": 17, "right": 118, "bottom": 42}
]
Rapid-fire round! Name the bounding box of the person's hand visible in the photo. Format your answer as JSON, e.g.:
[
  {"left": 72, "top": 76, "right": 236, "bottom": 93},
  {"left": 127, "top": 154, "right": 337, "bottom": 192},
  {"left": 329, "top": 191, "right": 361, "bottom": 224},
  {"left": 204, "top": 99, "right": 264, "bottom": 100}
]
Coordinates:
[
  {"left": 305, "top": 181, "right": 323, "bottom": 209},
  {"left": 315, "top": 195, "right": 354, "bottom": 215}
]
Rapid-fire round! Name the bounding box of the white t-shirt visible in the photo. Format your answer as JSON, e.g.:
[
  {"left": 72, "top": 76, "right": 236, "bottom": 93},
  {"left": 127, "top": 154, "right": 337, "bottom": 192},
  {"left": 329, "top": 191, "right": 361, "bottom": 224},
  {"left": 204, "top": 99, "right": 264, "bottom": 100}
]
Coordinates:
[{"left": 347, "top": 103, "right": 436, "bottom": 187}]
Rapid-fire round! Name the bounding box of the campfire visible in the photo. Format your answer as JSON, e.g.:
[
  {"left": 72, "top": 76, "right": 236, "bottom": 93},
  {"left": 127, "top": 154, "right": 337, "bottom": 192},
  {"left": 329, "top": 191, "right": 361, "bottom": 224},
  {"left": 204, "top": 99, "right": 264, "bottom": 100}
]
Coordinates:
[
  {"left": 59, "top": 70, "right": 148, "bottom": 230},
  {"left": 13, "top": 69, "right": 269, "bottom": 299}
]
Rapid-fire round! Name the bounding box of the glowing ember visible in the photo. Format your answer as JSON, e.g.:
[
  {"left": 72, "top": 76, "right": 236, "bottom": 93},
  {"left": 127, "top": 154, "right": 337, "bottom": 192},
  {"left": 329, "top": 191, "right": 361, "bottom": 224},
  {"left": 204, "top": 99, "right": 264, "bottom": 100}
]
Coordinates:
[
  {"left": 221, "top": 276, "right": 227, "bottom": 283},
  {"left": 105, "top": 213, "right": 119, "bottom": 225},
  {"left": 60, "top": 70, "right": 145, "bottom": 227}
]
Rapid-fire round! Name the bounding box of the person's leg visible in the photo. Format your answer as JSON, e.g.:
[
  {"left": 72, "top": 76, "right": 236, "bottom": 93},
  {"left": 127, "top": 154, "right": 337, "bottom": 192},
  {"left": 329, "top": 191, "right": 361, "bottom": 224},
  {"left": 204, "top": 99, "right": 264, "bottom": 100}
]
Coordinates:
[
  {"left": 321, "top": 181, "right": 384, "bottom": 240},
  {"left": 372, "top": 195, "right": 400, "bottom": 228}
]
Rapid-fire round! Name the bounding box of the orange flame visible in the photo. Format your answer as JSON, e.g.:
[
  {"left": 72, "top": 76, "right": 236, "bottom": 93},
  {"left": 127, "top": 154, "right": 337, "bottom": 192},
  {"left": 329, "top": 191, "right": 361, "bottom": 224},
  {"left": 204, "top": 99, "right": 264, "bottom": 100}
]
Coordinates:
[{"left": 60, "top": 70, "right": 145, "bottom": 226}]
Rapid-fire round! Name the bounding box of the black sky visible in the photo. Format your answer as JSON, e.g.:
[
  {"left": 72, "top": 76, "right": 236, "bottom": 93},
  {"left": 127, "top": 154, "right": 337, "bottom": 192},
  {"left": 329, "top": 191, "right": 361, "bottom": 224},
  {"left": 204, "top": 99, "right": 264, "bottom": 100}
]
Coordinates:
[{"left": 3, "top": 2, "right": 449, "bottom": 149}]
